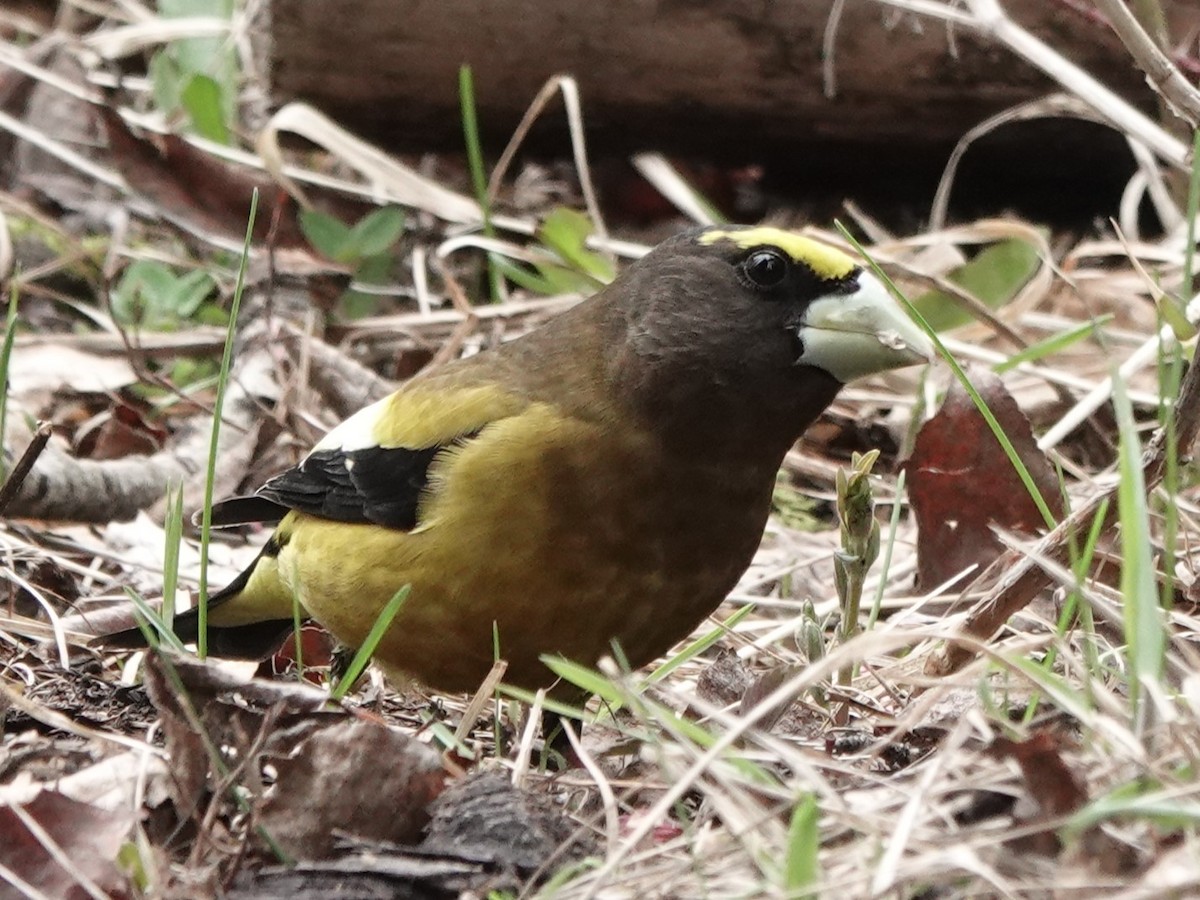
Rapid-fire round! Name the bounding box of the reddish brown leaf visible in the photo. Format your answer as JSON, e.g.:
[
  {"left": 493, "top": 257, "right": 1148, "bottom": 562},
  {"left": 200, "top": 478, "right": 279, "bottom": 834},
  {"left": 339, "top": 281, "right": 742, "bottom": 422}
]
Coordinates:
[
  {"left": 988, "top": 730, "right": 1092, "bottom": 858},
  {"left": 260, "top": 623, "right": 336, "bottom": 682},
  {"left": 905, "top": 369, "right": 1063, "bottom": 591},
  {"left": 99, "top": 103, "right": 306, "bottom": 247},
  {"left": 990, "top": 730, "right": 1087, "bottom": 818},
  {"left": 81, "top": 402, "right": 168, "bottom": 460},
  {"left": 0, "top": 791, "right": 133, "bottom": 899}
]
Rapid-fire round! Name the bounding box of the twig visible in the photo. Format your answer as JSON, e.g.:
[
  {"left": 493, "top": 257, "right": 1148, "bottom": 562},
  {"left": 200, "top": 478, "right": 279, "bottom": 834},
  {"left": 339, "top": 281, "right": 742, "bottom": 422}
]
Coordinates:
[
  {"left": 423, "top": 265, "right": 479, "bottom": 373},
  {"left": 872, "top": 0, "right": 1189, "bottom": 167},
  {"left": 0, "top": 420, "right": 52, "bottom": 515},
  {"left": 926, "top": 335, "right": 1200, "bottom": 675},
  {"left": 276, "top": 321, "right": 394, "bottom": 416},
  {"left": 1090, "top": 0, "right": 1200, "bottom": 127}
]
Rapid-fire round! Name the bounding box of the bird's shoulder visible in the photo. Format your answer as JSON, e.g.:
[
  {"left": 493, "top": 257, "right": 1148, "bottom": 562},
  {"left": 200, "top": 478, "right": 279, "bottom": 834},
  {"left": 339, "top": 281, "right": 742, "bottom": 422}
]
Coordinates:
[{"left": 281, "top": 364, "right": 537, "bottom": 522}]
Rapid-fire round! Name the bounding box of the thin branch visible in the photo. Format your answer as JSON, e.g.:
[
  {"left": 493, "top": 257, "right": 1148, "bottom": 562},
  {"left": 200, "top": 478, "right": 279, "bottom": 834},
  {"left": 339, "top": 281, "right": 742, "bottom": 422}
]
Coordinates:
[
  {"left": 872, "top": 0, "right": 1190, "bottom": 167},
  {"left": 0, "top": 420, "right": 52, "bottom": 515},
  {"left": 1090, "top": 0, "right": 1200, "bottom": 127}
]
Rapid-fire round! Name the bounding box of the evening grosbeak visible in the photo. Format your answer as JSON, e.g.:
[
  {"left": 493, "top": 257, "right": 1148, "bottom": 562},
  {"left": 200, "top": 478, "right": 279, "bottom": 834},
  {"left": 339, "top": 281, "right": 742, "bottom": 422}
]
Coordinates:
[{"left": 108, "top": 225, "right": 933, "bottom": 691}]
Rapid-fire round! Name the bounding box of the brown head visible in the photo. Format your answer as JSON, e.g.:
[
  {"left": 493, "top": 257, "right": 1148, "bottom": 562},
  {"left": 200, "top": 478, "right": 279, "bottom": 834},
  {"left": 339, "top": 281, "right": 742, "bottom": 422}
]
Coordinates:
[{"left": 589, "top": 225, "right": 934, "bottom": 458}]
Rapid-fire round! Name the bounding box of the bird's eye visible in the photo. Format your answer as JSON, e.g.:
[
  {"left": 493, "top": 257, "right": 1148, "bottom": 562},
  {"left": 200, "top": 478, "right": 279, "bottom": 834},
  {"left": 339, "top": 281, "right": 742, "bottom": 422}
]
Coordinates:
[{"left": 742, "top": 249, "right": 789, "bottom": 290}]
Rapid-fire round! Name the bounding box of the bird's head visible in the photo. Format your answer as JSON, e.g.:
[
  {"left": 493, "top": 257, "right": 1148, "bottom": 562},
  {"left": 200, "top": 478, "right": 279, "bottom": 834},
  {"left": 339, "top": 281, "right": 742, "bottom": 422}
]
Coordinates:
[{"left": 607, "top": 224, "right": 934, "bottom": 452}]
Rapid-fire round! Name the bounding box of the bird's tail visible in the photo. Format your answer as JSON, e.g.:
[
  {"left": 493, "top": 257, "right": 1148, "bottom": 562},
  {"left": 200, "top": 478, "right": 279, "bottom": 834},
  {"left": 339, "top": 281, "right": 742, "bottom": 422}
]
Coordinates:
[{"left": 100, "top": 546, "right": 295, "bottom": 660}]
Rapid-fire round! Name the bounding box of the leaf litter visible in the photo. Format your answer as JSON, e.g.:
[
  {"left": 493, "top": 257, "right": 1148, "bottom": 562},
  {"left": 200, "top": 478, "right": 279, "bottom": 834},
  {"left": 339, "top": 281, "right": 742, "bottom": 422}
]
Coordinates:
[{"left": 3, "top": 2, "right": 1200, "bottom": 897}]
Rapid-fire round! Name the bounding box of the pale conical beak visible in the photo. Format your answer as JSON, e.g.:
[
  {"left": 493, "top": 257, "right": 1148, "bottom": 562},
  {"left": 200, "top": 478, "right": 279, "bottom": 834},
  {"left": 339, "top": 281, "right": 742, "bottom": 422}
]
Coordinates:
[{"left": 794, "top": 271, "right": 935, "bottom": 382}]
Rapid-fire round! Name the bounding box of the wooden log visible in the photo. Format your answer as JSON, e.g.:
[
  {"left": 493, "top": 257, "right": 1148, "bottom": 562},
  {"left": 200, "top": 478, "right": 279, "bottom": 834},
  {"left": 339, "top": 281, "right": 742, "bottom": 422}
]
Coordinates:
[{"left": 263, "top": 0, "right": 1199, "bottom": 157}]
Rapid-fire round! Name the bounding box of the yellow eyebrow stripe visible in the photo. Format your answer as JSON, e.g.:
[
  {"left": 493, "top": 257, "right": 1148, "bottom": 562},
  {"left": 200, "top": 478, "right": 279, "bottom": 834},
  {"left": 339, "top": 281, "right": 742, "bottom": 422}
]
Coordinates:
[{"left": 699, "top": 227, "right": 857, "bottom": 281}]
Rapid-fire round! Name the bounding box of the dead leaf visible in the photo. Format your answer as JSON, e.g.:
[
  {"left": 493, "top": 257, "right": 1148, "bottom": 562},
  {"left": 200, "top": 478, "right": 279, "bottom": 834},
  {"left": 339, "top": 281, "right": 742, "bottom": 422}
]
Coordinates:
[
  {"left": 79, "top": 402, "right": 168, "bottom": 460},
  {"left": 8, "top": 345, "right": 137, "bottom": 399},
  {"left": 988, "top": 730, "right": 1089, "bottom": 858},
  {"left": 694, "top": 650, "right": 751, "bottom": 708},
  {"left": 905, "top": 368, "right": 1064, "bottom": 592},
  {"left": 990, "top": 731, "right": 1086, "bottom": 818},
  {"left": 0, "top": 790, "right": 133, "bottom": 899},
  {"left": 141, "top": 653, "right": 328, "bottom": 819},
  {"left": 256, "top": 718, "right": 446, "bottom": 860},
  {"left": 738, "top": 664, "right": 795, "bottom": 732},
  {"left": 100, "top": 103, "right": 306, "bottom": 247},
  {"left": 258, "top": 623, "right": 336, "bottom": 683}
]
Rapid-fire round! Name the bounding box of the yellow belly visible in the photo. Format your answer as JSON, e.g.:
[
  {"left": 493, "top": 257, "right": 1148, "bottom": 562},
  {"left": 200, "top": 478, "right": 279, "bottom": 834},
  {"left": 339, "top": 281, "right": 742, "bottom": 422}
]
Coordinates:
[{"left": 270, "top": 407, "right": 769, "bottom": 692}]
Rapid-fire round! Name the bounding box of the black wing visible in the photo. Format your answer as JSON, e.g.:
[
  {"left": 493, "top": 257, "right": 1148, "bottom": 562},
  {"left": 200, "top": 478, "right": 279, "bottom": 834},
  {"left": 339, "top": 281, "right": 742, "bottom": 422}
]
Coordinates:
[{"left": 252, "top": 436, "right": 477, "bottom": 530}]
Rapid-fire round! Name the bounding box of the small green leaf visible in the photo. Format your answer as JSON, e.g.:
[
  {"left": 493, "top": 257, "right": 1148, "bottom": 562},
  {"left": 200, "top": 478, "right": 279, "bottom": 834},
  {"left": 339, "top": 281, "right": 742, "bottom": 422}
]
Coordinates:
[
  {"left": 532, "top": 261, "right": 600, "bottom": 295},
  {"left": 354, "top": 252, "right": 393, "bottom": 286},
  {"left": 785, "top": 793, "right": 820, "bottom": 895},
  {"left": 911, "top": 238, "right": 1041, "bottom": 332},
  {"left": 194, "top": 303, "right": 229, "bottom": 327},
  {"left": 339, "top": 290, "right": 380, "bottom": 320},
  {"left": 180, "top": 74, "right": 230, "bottom": 144},
  {"left": 346, "top": 207, "right": 405, "bottom": 258},
  {"left": 164, "top": 270, "right": 216, "bottom": 318},
  {"left": 299, "top": 210, "right": 353, "bottom": 261},
  {"left": 113, "top": 261, "right": 177, "bottom": 327},
  {"left": 538, "top": 208, "right": 615, "bottom": 284},
  {"left": 1157, "top": 293, "right": 1197, "bottom": 341},
  {"left": 494, "top": 257, "right": 559, "bottom": 295},
  {"left": 117, "top": 841, "right": 149, "bottom": 891}
]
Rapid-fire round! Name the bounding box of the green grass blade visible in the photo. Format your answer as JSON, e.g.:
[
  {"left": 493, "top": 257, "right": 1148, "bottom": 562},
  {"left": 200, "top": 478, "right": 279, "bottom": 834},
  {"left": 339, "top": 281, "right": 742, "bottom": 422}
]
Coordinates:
[
  {"left": 196, "top": 189, "right": 259, "bottom": 657},
  {"left": 837, "top": 223, "right": 1058, "bottom": 532},
  {"left": 1113, "top": 375, "right": 1164, "bottom": 719},
  {"left": 497, "top": 684, "right": 590, "bottom": 721},
  {"left": 459, "top": 64, "right": 503, "bottom": 302},
  {"left": 0, "top": 284, "right": 20, "bottom": 484},
  {"left": 123, "top": 587, "right": 186, "bottom": 653},
  {"left": 995, "top": 315, "right": 1114, "bottom": 373},
  {"left": 646, "top": 603, "right": 756, "bottom": 684},
  {"left": 160, "top": 482, "right": 185, "bottom": 629},
  {"left": 329, "top": 585, "right": 410, "bottom": 701}
]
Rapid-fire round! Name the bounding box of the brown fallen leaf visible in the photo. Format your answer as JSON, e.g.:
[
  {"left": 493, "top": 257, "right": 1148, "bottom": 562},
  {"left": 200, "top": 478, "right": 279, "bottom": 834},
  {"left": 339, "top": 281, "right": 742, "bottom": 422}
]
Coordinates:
[
  {"left": 99, "top": 102, "right": 306, "bottom": 247},
  {"left": 234, "top": 771, "right": 595, "bottom": 896},
  {"left": 256, "top": 718, "right": 447, "bottom": 860},
  {"left": 420, "top": 771, "right": 595, "bottom": 871},
  {"left": 694, "top": 649, "right": 751, "bottom": 708},
  {"left": 141, "top": 652, "right": 329, "bottom": 821},
  {"left": 989, "top": 730, "right": 1087, "bottom": 819},
  {"left": 0, "top": 790, "right": 134, "bottom": 899},
  {"left": 79, "top": 401, "right": 169, "bottom": 461},
  {"left": 905, "top": 368, "right": 1063, "bottom": 593},
  {"left": 984, "top": 729, "right": 1138, "bottom": 866}
]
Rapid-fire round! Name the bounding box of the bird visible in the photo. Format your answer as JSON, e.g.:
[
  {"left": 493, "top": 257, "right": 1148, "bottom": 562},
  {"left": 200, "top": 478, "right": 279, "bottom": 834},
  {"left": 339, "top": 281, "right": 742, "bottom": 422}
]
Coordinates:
[{"left": 106, "top": 224, "right": 933, "bottom": 693}]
